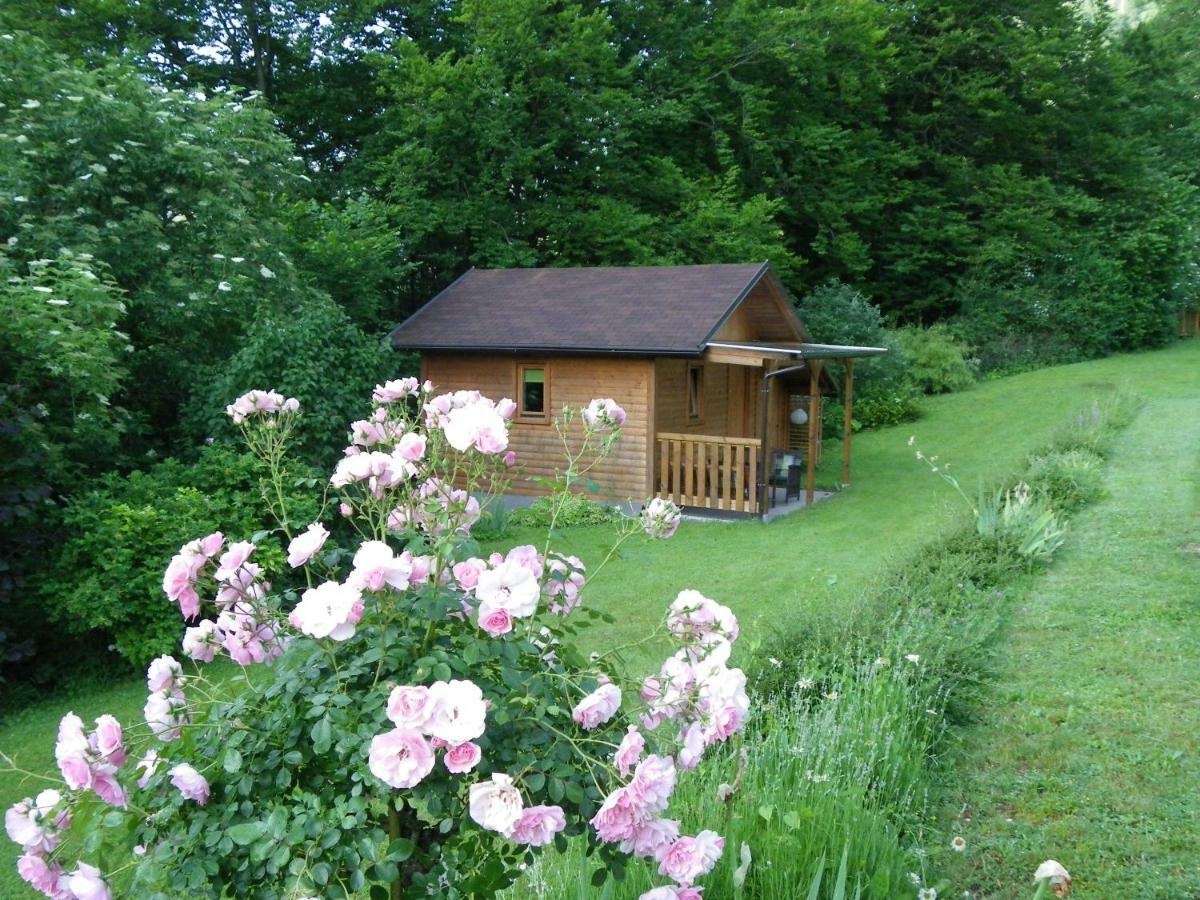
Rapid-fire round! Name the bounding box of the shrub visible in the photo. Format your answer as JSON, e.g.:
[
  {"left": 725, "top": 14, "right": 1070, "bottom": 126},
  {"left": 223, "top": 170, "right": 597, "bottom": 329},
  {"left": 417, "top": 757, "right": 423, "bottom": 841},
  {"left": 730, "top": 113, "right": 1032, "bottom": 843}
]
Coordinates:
[
  {"left": 510, "top": 492, "right": 621, "bottom": 528},
  {"left": 179, "top": 294, "right": 400, "bottom": 465},
  {"left": 5, "top": 388, "right": 742, "bottom": 900},
  {"left": 37, "top": 445, "right": 321, "bottom": 669},
  {"left": 895, "top": 325, "right": 976, "bottom": 394},
  {"left": 975, "top": 482, "right": 1067, "bottom": 563},
  {"left": 1026, "top": 449, "right": 1105, "bottom": 513},
  {"left": 795, "top": 281, "right": 921, "bottom": 433}
]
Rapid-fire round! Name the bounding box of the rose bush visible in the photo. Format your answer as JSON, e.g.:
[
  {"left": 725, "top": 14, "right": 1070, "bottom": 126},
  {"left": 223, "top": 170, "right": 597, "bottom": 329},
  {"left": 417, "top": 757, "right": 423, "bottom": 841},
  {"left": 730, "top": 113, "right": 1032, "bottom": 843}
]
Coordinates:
[{"left": 4, "top": 378, "right": 747, "bottom": 899}]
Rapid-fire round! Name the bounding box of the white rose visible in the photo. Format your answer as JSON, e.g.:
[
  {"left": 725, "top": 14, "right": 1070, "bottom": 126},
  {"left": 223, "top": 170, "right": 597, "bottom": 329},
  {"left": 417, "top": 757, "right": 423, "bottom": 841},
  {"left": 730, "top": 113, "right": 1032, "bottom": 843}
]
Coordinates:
[
  {"left": 425, "top": 680, "right": 487, "bottom": 745},
  {"left": 475, "top": 560, "right": 539, "bottom": 618},
  {"left": 468, "top": 773, "right": 523, "bottom": 833}
]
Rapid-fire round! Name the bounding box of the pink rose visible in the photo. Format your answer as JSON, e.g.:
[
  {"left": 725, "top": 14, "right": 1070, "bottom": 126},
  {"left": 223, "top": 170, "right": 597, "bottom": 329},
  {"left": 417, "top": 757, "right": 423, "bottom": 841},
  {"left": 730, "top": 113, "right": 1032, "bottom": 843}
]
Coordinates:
[
  {"left": 476, "top": 560, "right": 539, "bottom": 618},
  {"left": 590, "top": 788, "right": 639, "bottom": 843},
  {"left": 287, "top": 522, "right": 329, "bottom": 568},
  {"left": 495, "top": 398, "right": 517, "bottom": 419},
  {"left": 395, "top": 432, "right": 427, "bottom": 461},
  {"left": 215, "top": 541, "right": 255, "bottom": 581},
  {"left": 385, "top": 685, "right": 432, "bottom": 730},
  {"left": 182, "top": 619, "right": 222, "bottom": 663},
  {"left": 572, "top": 683, "right": 621, "bottom": 731},
  {"left": 507, "top": 804, "right": 566, "bottom": 846},
  {"left": 425, "top": 680, "right": 487, "bottom": 745},
  {"left": 348, "top": 541, "right": 412, "bottom": 592},
  {"left": 90, "top": 768, "right": 127, "bottom": 808},
  {"left": 503, "top": 450, "right": 517, "bottom": 466},
  {"left": 68, "top": 862, "right": 111, "bottom": 900},
  {"left": 199, "top": 531, "right": 224, "bottom": 557},
  {"left": 453, "top": 558, "right": 486, "bottom": 591},
  {"left": 640, "top": 886, "right": 703, "bottom": 900},
  {"left": 479, "top": 606, "right": 513, "bottom": 637},
  {"left": 169, "top": 763, "right": 210, "bottom": 805},
  {"left": 505, "top": 544, "right": 544, "bottom": 578},
  {"left": 55, "top": 713, "right": 90, "bottom": 789},
  {"left": 92, "top": 715, "right": 124, "bottom": 765},
  {"left": 368, "top": 728, "right": 435, "bottom": 789},
  {"left": 614, "top": 725, "right": 645, "bottom": 778},
  {"left": 640, "top": 498, "right": 681, "bottom": 540},
  {"left": 678, "top": 721, "right": 706, "bottom": 771},
  {"left": 623, "top": 817, "right": 680, "bottom": 860},
  {"left": 626, "top": 755, "right": 677, "bottom": 817},
  {"left": 17, "top": 853, "right": 66, "bottom": 897},
  {"left": 583, "top": 398, "right": 627, "bottom": 430},
  {"left": 146, "top": 655, "right": 183, "bottom": 694},
  {"left": 656, "top": 831, "right": 724, "bottom": 885},
  {"left": 339, "top": 502, "right": 354, "bottom": 517},
  {"left": 443, "top": 741, "right": 482, "bottom": 774}
]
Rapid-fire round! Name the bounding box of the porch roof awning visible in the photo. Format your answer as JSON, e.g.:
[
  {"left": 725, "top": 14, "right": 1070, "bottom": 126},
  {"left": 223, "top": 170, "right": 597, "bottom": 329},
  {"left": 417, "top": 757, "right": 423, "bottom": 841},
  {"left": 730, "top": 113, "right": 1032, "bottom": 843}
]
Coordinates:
[{"left": 706, "top": 340, "right": 888, "bottom": 359}]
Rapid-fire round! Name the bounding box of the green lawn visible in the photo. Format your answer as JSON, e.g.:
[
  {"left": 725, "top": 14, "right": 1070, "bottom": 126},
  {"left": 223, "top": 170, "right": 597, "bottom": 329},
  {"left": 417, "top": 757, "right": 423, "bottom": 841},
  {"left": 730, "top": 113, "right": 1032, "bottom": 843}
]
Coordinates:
[
  {"left": 2, "top": 340, "right": 1197, "bottom": 897},
  {"left": 933, "top": 349, "right": 1200, "bottom": 897}
]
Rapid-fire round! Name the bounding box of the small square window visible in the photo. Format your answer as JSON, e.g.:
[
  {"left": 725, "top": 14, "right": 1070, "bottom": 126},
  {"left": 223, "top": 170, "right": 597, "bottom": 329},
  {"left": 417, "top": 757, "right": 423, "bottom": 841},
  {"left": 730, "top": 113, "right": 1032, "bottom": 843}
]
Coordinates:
[
  {"left": 687, "top": 363, "right": 704, "bottom": 421},
  {"left": 518, "top": 365, "right": 548, "bottom": 421}
]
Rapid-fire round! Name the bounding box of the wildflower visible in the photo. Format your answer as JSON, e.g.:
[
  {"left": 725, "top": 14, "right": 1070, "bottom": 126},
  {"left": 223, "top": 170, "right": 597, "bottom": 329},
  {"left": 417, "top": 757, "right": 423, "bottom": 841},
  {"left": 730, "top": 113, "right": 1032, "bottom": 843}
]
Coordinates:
[
  {"left": 768, "top": 657, "right": 782, "bottom": 668},
  {"left": 824, "top": 691, "right": 839, "bottom": 701},
  {"left": 796, "top": 677, "right": 814, "bottom": 691},
  {"left": 909, "top": 872, "right": 922, "bottom": 886},
  {"left": 951, "top": 836, "right": 966, "bottom": 852},
  {"left": 22, "top": 99, "right": 41, "bottom": 109},
  {"left": 259, "top": 265, "right": 274, "bottom": 278},
  {"left": 217, "top": 281, "right": 232, "bottom": 292},
  {"left": 918, "top": 889, "right": 937, "bottom": 900},
  {"left": 905, "top": 654, "right": 921, "bottom": 664}
]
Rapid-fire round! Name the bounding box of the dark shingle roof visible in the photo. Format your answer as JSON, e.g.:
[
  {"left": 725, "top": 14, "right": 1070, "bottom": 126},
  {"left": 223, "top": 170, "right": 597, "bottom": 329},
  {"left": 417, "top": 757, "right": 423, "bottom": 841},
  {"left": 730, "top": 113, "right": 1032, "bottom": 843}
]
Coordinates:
[{"left": 389, "top": 263, "right": 772, "bottom": 355}]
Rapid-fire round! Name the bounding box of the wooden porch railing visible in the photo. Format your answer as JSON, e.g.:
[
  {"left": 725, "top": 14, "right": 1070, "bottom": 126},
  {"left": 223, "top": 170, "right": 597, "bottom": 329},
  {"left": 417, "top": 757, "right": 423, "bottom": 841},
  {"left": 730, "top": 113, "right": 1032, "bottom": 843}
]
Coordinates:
[{"left": 656, "top": 433, "right": 761, "bottom": 514}]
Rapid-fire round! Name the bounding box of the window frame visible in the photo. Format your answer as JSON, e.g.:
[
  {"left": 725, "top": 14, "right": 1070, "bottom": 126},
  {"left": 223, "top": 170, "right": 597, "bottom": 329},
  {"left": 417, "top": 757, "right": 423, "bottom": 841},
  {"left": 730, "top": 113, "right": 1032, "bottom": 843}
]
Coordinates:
[
  {"left": 687, "top": 362, "right": 705, "bottom": 423},
  {"left": 516, "top": 362, "right": 551, "bottom": 424}
]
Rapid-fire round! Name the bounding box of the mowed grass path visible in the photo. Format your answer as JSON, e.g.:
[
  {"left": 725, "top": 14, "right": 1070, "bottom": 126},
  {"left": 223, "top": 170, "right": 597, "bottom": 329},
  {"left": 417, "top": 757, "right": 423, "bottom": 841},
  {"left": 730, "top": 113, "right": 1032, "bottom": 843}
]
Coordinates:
[
  {"left": 1, "top": 341, "right": 1197, "bottom": 896},
  {"left": 937, "top": 351, "right": 1200, "bottom": 898}
]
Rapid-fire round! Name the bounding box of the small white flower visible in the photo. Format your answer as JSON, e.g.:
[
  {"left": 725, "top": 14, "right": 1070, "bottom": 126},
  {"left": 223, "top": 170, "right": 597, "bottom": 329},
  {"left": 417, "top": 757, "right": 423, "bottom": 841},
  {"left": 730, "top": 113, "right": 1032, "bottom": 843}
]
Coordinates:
[
  {"left": 217, "top": 281, "right": 232, "bottom": 292},
  {"left": 47, "top": 299, "right": 69, "bottom": 306},
  {"left": 908, "top": 872, "right": 922, "bottom": 886},
  {"left": 951, "top": 836, "right": 966, "bottom": 852},
  {"left": 768, "top": 657, "right": 782, "bottom": 668},
  {"left": 157, "top": 243, "right": 170, "bottom": 251},
  {"left": 824, "top": 691, "right": 839, "bottom": 701},
  {"left": 32, "top": 286, "right": 53, "bottom": 293},
  {"left": 918, "top": 889, "right": 938, "bottom": 900},
  {"left": 22, "top": 99, "right": 41, "bottom": 109},
  {"left": 231, "top": 256, "right": 245, "bottom": 263},
  {"left": 13, "top": 135, "right": 29, "bottom": 145},
  {"left": 67, "top": 95, "right": 84, "bottom": 102},
  {"left": 905, "top": 654, "right": 921, "bottom": 664},
  {"left": 171, "top": 213, "right": 187, "bottom": 224},
  {"left": 875, "top": 656, "right": 889, "bottom": 666},
  {"left": 212, "top": 253, "right": 226, "bottom": 260},
  {"left": 89, "top": 163, "right": 107, "bottom": 175},
  {"left": 259, "top": 265, "right": 275, "bottom": 279},
  {"left": 13, "top": 195, "right": 27, "bottom": 203},
  {"left": 796, "top": 677, "right": 814, "bottom": 691}
]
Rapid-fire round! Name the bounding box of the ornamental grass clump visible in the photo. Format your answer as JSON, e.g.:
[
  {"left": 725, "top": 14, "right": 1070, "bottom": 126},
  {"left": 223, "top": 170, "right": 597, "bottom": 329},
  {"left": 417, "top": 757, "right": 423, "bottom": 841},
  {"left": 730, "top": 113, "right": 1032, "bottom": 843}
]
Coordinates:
[{"left": 3, "top": 379, "right": 747, "bottom": 900}]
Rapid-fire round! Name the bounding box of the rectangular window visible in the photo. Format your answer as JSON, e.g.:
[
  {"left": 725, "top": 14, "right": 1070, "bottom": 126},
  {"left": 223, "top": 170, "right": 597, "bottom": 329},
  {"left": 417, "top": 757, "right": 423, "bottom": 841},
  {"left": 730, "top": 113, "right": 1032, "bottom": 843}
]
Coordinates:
[
  {"left": 518, "top": 364, "right": 549, "bottom": 421},
  {"left": 687, "top": 363, "right": 704, "bottom": 421}
]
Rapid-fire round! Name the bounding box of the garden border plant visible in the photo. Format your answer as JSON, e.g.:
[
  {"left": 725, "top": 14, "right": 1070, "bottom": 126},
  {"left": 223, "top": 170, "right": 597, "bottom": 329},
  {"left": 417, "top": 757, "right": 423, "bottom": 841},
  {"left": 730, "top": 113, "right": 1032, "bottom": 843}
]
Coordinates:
[{"left": 3, "top": 383, "right": 754, "bottom": 900}]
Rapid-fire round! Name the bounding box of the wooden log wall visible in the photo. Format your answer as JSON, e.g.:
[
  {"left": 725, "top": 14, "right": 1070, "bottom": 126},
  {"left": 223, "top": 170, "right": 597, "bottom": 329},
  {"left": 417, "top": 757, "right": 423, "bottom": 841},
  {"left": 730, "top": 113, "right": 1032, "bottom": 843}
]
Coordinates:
[{"left": 421, "top": 353, "right": 654, "bottom": 501}]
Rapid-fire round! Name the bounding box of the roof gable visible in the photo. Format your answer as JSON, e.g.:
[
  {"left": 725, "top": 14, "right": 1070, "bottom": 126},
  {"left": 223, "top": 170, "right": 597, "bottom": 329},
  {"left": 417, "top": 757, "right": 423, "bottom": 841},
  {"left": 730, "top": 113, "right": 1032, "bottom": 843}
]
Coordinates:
[{"left": 390, "top": 263, "right": 801, "bottom": 356}]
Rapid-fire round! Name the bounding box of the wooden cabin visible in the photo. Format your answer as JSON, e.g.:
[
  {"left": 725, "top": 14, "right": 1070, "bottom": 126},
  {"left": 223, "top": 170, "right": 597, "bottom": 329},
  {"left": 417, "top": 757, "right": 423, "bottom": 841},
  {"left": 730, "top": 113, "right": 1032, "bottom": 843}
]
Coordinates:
[
  {"left": 1180, "top": 308, "right": 1199, "bottom": 338},
  {"left": 389, "top": 263, "right": 885, "bottom": 519}
]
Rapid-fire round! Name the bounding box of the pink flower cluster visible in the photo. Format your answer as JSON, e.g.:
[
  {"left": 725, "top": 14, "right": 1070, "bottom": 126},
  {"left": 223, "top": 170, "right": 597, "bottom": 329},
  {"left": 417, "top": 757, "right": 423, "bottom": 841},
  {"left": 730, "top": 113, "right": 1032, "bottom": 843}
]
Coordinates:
[
  {"left": 544, "top": 552, "right": 586, "bottom": 616},
  {"left": 143, "top": 655, "right": 188, "bottom": 741},
  {"left": 368, "top": 680, "right": 487, "bottom": 789},
  {"left": 389, "top": 477, "right": 481, "bottom": 536},
  {"left": 162, "top": 531, "right": 223, "bottom": 619},
  {"left": 640, "top": 497, "right": 682, "bottom": 540},
  {"left": 330, "top": 448, "right": 418, "bottom": 494},
  {"left": 54, "top": 713, "right": 126, "bottom": 807},
  {"left": 224, "top": 389, "right": 299, "bottom": 425},
  {"left": 371, "top": 377, "right": 426, "bottom": 405},
  {"left": 15, "top": 854, "right": 110, "bottom": 900},
  {"left": 590, "top": 752, "right": 723, "bottom": 895},
  {"left": 468, "top": 774, "right": 567, "bottom": 847},
  {"left": 583, "top": 398, "right": 627, "bottom": 430},
  {"left": 423, "top": 390, "right": 513, "bottom": 454},
  {"left": 164, "top": 535, "right": 286, "bottom": 667}
]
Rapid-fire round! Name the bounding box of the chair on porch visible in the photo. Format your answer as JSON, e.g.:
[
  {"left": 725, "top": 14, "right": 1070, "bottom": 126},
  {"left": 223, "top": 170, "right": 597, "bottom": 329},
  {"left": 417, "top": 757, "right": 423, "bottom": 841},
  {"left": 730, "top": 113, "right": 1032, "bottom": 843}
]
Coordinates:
[{"left": 769, "top": 451, "right": 803, "bottom": 504}]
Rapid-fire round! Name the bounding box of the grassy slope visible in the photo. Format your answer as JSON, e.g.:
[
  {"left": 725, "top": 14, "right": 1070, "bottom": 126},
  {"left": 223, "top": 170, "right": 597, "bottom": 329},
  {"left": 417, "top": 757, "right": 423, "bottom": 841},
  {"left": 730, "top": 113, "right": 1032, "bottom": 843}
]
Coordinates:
[
  {"left": 935, "top": 350, "right": 1200, "bottom": 898},
  {"left": 1, "top": 340, "right": 1196, "bottom": 896}
]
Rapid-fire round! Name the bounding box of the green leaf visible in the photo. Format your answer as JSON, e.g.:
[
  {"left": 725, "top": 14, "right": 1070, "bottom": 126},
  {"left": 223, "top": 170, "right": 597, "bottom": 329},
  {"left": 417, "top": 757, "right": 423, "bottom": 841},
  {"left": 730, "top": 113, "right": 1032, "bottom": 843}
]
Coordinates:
[
  {"left": 387, "top": 838, "right": 414, "bottom": 862},
  {"left": 591, "top": 867, "right": 608, "bottom": 888},
  {"left": 223, "top": 748, "right": 243, "bottom": 773},
  {"left": 228, "top": 822, "right": 267, "bottom": 846},
  {"left": 311, "top": 716, "right": 332, "bottom": 753}
]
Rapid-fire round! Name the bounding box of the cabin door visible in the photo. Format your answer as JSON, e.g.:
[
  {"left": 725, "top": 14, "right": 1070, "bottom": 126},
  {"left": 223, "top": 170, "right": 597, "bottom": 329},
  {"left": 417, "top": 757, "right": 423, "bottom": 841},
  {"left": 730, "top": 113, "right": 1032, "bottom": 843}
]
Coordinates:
[{"left": 727, "top": 367, "right": 759, "bottom": 439}]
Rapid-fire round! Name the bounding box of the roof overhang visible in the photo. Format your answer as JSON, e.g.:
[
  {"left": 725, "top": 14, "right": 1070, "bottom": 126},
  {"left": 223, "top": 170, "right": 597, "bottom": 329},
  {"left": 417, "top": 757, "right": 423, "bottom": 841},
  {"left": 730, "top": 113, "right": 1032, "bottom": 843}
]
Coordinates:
[{"left": 705, "top": 340, "right": 888, "bottom": 367}]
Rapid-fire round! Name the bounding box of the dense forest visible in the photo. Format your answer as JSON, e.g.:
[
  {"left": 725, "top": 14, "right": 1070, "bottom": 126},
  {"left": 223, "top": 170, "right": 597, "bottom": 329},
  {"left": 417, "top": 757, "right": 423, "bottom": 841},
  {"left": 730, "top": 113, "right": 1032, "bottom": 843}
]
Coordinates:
[{"left": 1, "top": 0, "right": 1198, "bottom": 689}]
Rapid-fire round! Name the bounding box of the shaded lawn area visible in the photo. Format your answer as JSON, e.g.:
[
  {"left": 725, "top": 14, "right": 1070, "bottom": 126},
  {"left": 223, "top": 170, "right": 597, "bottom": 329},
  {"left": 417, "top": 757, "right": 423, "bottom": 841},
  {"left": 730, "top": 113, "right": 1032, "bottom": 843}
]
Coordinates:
[
  {"left": 933, "top": 362, "right": 1200, "bottom": 897},
  {"left": 1, "top": 340, "right": 1196, "bottom": 896}
]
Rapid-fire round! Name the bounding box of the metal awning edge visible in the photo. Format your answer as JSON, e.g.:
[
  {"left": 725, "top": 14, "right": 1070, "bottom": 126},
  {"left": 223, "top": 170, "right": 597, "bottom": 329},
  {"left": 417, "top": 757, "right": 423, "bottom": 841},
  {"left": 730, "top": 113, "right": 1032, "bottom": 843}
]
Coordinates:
[{"left": 706, "top": 341, "right": 889, "bottom": 359}]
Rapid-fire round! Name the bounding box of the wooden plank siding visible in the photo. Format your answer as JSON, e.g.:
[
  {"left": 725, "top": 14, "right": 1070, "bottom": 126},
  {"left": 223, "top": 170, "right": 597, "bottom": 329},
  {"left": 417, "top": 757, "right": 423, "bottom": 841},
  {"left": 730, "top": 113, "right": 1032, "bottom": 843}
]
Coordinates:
[{"left": 422, "top": 353, "right": 654, "bottom": 501}]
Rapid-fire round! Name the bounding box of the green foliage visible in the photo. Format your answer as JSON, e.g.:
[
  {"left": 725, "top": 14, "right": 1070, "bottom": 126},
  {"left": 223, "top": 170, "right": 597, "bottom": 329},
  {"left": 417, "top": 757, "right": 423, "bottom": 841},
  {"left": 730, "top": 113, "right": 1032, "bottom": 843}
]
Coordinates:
[
  {"left": 794, "top": 280, "right": 922, "bottom": 432},
  {"left": 37, "top": 446, "right": 320, "bottom": 669},
  {"left": 895, "top": 325, "right": 975, "bottom": 395},
  {"left": 179, "top": 295, "right": 397, "bottom": 464},
  {"left": 510, "top": 494, "right": 621, "bottom": 529},
  {"left": 1024, "top": 449, "right": 1105, "bottom": 514},
  {"left": 974, "top": 482, "right": 1067, "bottom": 563}
]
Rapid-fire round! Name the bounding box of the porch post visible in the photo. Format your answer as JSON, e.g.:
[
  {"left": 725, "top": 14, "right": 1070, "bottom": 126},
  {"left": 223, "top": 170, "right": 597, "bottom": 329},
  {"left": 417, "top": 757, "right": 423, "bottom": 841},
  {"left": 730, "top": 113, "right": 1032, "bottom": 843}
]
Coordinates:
[
  {"left": 757, "top": 362, "right": 774, "bottom": 517},
  {"left": 805, "top": 361, "right": 823, "bottom": 507},
  {"left": 841, "top": 359, "right": 855, "bottom": 486}
]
